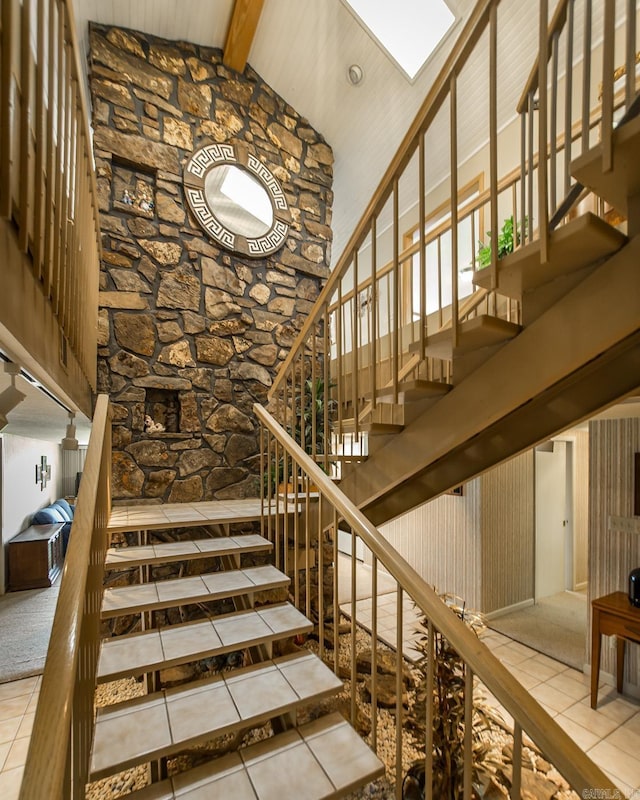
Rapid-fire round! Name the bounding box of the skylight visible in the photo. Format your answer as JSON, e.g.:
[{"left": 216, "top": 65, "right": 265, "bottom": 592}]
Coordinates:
[{"left": 344, "top": 0, "right": 455, "bottom": 81}]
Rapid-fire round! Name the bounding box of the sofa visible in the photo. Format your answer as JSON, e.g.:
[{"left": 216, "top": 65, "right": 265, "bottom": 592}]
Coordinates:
[{"left": 32, "top": 498, "right": 75, "bottom": 555}]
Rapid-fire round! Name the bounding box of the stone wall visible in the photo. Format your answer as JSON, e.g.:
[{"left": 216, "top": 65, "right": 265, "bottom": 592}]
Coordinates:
[{"left": 90, "top": 24, "right": 333, "bottom": 502}]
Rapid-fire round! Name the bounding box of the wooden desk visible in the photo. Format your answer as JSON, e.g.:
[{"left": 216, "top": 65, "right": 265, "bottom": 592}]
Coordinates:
[{"left": 591, "top": 591, "right": 640, "bottom": 708}]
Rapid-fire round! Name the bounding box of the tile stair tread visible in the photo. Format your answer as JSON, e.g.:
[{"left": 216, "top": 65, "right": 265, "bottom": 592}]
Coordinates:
[
  {"left": 89, "top": 652, "right": 344, "bottom": 781},
  {"left": 119, "top": 712, "right": 384, "bottom": 800},
  {"left": 100, "top": 564, "right": 289, "bottom": 619},
  {"left": 97, "top": 602, "right": 312, "bottom": 682},
  {"left": 105, "top": 533, "right": 272, "bottom": 570}
]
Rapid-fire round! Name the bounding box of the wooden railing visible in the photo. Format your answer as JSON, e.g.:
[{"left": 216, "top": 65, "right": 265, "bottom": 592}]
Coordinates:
[
  {"left": 256, "top": 403, "right": 617, "bottom": 799},
  {"left": 0, "top": 0, "right": 100, "bottom": 406},
  {"left": 19, "top": 395, "right": 111, "bottom": 800},
  {"left": 268, "top": 0, "right": 638, "bottom": 455}
]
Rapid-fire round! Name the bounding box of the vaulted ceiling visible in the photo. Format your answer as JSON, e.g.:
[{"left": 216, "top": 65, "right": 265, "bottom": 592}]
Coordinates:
[{"left": 71, "top": 0, "right": 485, "bottom": 263}]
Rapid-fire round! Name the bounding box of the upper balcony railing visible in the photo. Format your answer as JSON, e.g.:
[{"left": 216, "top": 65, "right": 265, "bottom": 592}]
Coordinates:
[
  {"left": 0, "top": 0, "right": 100, "bottom": 396},
  {"left": 268, "top": 0, "right": 638, "bottom": 454}
]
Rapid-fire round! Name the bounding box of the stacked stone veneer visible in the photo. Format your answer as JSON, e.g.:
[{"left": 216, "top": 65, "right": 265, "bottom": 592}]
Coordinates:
[{"left": 90, "top": 24, "right": 333, "bottom": 503}]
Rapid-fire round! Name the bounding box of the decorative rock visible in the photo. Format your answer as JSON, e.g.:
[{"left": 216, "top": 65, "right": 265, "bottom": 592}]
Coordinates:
[
  {"left": 112, "top": 452, "right": 145, "bottom": 497},
  {"left": 157, "top": 265, "right": 201, "bottom": 310},
  {"left": 106, "top": 28, "right": 145, "bottom": 59},
  {"left": 195, "top": 335, "right": 234, "bottom": 366},
  {"left": 177, "top": 449, "right": 220, "bottom": 477},
  {"left": 266, "top": 269, "right": 296, "bottom": 287},
  {"left": 267, "top": 122, "right": 302, "bottom": 159},
  {"left": 149, "top": 43, "right": 187, "bottom": 76},
  {"left": 178, "top": 79, "right": 212, "bottom": 117},
  {"left": 126, "top": 440, "right": 178, "bottom": 467},
  {"left": 182, "top": 311, "right": 206, "bottom": 334},
  {"left": 109, "top": 350, "right": 150, "bottom": 377},
  {"left": 158, "top": 340, "right": 196, "bottom": 368},
  {"left": 301, "top": 242, "right": 324, "bottom": 263},
  {"left": 248, "top": 344, "right": 278, "bottom": 366},
  {"left": 215, "top": 474, "right": 258, "bottom": 499},
  {"left": 249, "top": 284, "right": 271, "bottom": 304},
  {"left": 138, "top": 239, "right": 182, "bottom": 266},
  {"left": 145, "top": 469, "right": 176, "bottom": 498},
  {"left": 93, "top": 128, "right": 180, "bottom": 174},
  {"left": 206, "top": 404, "right": 254, "bottom": 434},
  {"left": 133, "top": 376, "right": 192, "bottom": 390},
  {"left": 114, "top": 313, "right": 156, "bottom": 356},
  {"left": 90, "top": 31, "right": 173, "bottom": 100},
  {"left": 229, "top": 362, "right": 272, "bottom": 386},
  {"left": 163, "top": 117, "right": 193, "bottom": 151},
  {"left": 179, "top": 392, "right": 200, "bottom": 432},
  {"left": 268, "top": 296, "right": 295, "bottom": 316},
  {"left": 225, "top": 433, "right": 258, "bottom": 466},
  {"left": 156, "top": 193, "right": 186, "bottom": 225},
  {"left": 205, "top": 467, "right": 247, "bottom": 494},
  {"left": 110, "top": 269, "right": 152, "bottom": 294},
  {"left": 100, "top": 291, "right": 149, "bottom": 310},
  {"left": 98, "top": 309, "right": 110, "bottom": 346},
  {"left": 168, "top": 475, "right": 203, "bottom": 502},
  {"left": 112, "top": 425, "right": 132, "bottom": 448},
  {"left": 93, "top": 78, "right": 135, "bottom": 110},
  {"left": 280, "top": 247, "right": 330, "bottom": 278},
  {"left": 308, "top": 142, "right": 333, "bottom": 165},
  {"left": 202, "top": 258, "right": 246, "bottom": 297},
  {"left": 156, "top": 321, "right": 183, "bottom": 343},
  {"left": 186, "top": 57, "right": 216, "bottom": 82},
  {"left": 205, "top": 288, "right": 241, "bottom": 320}
]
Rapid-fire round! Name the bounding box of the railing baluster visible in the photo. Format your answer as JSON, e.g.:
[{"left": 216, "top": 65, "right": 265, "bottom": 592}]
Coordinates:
[
  {"left": 275, "top": 438, "right": 281, "bottom": 570},
  {"left": 52, "top": 7, "right": 65, "bottom": 310},
  {"left": 311, "top": 329, "right": 317, "bottom": 462},
  {"left": 538, "top": 0, "right": 549, "bottom": 264},
  {"left": 260, "top": 424, "right": 265, "bottom": 538},
  {"left": 305, "top": 470, "right": 310, "bottom": 620},
  {"left": 43, "top": 0, "right": 56, "bottom": 297},
  {"left": 33, "top": 0, "right": 47, "bottom": 279},
  {"left": 371, "top": 218, "right": 378, "bottom": 410},
  {"left": 371, "top": 553, "right": 378, "bottom": 754},
  {"left": 581, "top": 0, "right": 592, "bottom": 152},
  {"left": 489, "top": 4, "right": 498, "bottom": 292},
  {"left": 463, "top": 665, "right": 473, "bottom": 800},
  {"left": 511, "top": 723, "right": 523, "bottom": 799},
  {"left": 520, "top": 111, "right": 527, "bottom": 248},
  {"left": 323, "top": 303, "right": 330, "bottom": 476},
  {"left": 337, "top": 282, "right": 343, "bottom": 434},
  {"left": 333, "top": 508, "right": 339, "bottom": 673},
  {"left": 352, "top": 250, "right": 359, "bottom": 437},
  {"left": 419, "top": 134, "right": 426, "bottom": 361},
  {"left": 392, "top": 179, "right": 399, "bottom": 404},
  {"left": 601, "top": 0, "right": 615, "bottom": 174},
  {"left": 425, "top": 620, "right": 434, "bottom": 800},
  {"left": 18, "top": 0, "right": 33, "bottom": 252},
  {"left": 550, "top": 32, "right": 559, "bottom": 213},
  {"left": 350, "top": 531, "right": 357, "bottom": 725},
  {"left": 395, "top": 584, "right": 403, "bottom": 800},
  {"left": 527, "top": 91, "right": 534, "bottom": 243},
  {"left": 625, "top": 0, "right": 636, "bottom": 111},
  {"left": 318, "top": 493, "right": 324, "bottom": 662},
  {"left": 564, "top": 0, "right": 575, "bottom": 197},
  {"left": 0, "top": 0, "right": 16, "bottom": 219}
]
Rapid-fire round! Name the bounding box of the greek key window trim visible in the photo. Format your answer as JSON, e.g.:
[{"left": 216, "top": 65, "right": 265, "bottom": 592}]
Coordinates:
[{"left": 183, "top": 142, "right": 291, "bottom": 258}]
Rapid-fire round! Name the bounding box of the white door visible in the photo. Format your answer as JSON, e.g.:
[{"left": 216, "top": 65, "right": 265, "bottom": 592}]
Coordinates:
[{"left": 535, "top": 441, "right": 571, "bottom": 600}]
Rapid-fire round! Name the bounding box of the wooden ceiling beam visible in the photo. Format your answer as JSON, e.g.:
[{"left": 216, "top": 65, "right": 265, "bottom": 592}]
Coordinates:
[{"left": 223, "top": 0, "right": 265, "bottom": 74}]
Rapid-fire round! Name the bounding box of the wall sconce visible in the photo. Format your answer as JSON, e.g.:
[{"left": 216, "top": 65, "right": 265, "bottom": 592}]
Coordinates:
[
  {"left": 61, "top": 411, "right": 79, "bottom": 450},
  {"left": 35, "top": 455, "right": 51, "bottom": 490},
  {"left": 0, "top": 362, "right": 26, "bottom": 431}
]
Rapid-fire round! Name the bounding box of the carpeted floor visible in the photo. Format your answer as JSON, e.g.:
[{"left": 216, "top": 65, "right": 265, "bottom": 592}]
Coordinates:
[
  {"left": 488, "top": 590, "right": 587, "bottom": 670},
  {"left": 0, "top": 581, "right": 60, "bottom": 683}
]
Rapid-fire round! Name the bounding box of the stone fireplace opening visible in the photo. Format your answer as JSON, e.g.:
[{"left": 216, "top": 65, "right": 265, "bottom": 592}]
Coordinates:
[{"left": 145, "top": 389, "right": 179, "bottom": 433}]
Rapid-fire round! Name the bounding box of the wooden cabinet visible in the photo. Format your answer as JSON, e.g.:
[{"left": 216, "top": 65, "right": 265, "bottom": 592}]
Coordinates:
[{"left": 8, "top": 523, "right": 65, "bottom": 591}]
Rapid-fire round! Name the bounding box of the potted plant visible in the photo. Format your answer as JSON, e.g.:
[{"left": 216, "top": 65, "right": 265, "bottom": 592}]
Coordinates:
[{"left": 475, "top": 215, "right": 526, "bottom": 270}]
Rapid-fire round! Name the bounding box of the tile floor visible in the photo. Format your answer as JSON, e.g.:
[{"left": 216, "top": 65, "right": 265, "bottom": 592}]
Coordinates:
[{"left": 1, "top": 562, "right": 639, "bottom": 798}]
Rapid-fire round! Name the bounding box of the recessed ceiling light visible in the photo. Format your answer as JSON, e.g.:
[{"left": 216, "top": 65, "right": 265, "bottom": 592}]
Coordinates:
[{"left": 347, "top": 64, "right": 364, "bottom": 86}]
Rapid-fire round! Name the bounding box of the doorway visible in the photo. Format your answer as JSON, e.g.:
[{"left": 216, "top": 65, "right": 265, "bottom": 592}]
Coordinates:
[{"left": 535, "top": 440, "right": 573, "bottom": 600}]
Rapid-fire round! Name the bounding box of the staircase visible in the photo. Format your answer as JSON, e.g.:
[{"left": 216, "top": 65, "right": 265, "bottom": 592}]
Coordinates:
[{"left": 89, "top": 504, "right": 384, "bottom": 798}]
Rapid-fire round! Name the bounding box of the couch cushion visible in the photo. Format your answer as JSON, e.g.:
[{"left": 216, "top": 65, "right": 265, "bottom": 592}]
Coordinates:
[
  {"left": 55, "top": 498, "right": 74, "bottom": 518},
  {"left": 32, "top": 506, "right": 65, "bottom": 525},
  {"left": 51, "top": 501, "right": 72, "bottom": 521}
]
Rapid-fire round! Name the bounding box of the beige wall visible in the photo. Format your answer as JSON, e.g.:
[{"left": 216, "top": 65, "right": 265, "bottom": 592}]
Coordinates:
[
  {"left": 588, "top": 418, "right": 640, "bottom": 691},
  {"left": 481, "top": 450, "right": 535, "bottom": 614},
  {"left": 378, "top": 479, "right": 482, "bottom": 610}
]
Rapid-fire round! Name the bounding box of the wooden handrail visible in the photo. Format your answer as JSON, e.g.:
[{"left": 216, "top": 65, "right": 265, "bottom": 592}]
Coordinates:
[
  {"left": 255, "top": 402, "right": 618, "bottom": 796},
  {"left": 19, "top": 395, "right": 111, "bottom": 800}
]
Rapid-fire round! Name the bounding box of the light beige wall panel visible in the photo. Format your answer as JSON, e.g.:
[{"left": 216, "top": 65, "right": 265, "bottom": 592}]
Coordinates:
[
  {"left": 378, "top": 479, "right": 482, "bottom": 610},
  {"left": 588, "top": 418, "right": 640, "bottom": 691},
  {"left": 481, "top": 450, "right": 534, "bottom": 614},
  {"left": 573, "top": 430, "right": 589, "bottom": 589}
]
